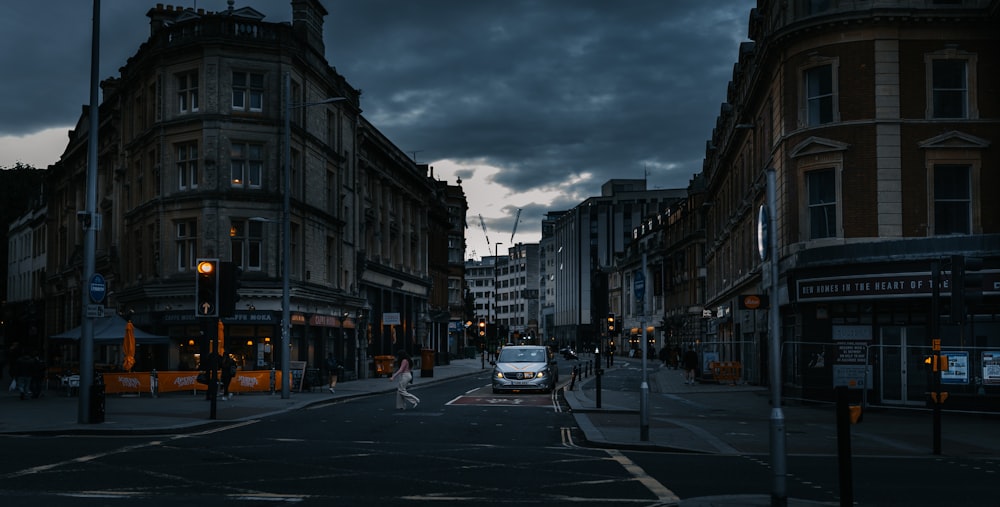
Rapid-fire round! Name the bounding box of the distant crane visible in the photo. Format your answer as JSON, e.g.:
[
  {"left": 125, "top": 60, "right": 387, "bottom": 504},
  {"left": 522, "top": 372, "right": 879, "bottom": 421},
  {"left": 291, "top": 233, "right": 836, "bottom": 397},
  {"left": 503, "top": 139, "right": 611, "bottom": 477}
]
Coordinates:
[
  {"left": 510, "top": 208, "right": 522, "bottom": 243},
  {"left": 478, "top": 213, "right": 491, "bottom": 248}
]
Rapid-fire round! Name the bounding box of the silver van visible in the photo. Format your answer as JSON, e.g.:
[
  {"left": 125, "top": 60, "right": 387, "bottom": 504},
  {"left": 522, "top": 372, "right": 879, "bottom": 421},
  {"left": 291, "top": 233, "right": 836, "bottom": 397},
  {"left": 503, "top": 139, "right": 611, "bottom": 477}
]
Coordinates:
[{"left": 491, "top": 345, "right": 558, "bottom": 393}]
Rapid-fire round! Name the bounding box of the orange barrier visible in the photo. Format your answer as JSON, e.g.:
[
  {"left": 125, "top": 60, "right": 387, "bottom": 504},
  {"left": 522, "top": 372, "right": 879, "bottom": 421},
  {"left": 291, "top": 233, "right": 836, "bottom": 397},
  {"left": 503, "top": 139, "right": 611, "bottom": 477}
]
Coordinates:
[
  {"left": 708, "top": 361, "right": 742, "bottom": 385},
  {"left": 156, "top": 371, "right": 204, "bottom": 393},
  {"left": 99, "top": 371, "right": 281, "bottom": 395},
  {"left": 104, "top": 372, "right": 151, "bottom": 394},
  {"left": 86, "top": 370, "right": 304, "bottom": 396}
]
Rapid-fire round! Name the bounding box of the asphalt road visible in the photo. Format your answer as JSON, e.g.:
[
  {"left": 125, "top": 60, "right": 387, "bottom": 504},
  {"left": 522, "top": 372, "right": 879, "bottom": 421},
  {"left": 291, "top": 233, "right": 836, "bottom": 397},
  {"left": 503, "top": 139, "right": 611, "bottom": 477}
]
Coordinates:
[
  {"left": 2, "top": 364, "right": 997, "bottom": 506},
  {"left": 0, "top": 369, "right": 677, "bottom": 506}
]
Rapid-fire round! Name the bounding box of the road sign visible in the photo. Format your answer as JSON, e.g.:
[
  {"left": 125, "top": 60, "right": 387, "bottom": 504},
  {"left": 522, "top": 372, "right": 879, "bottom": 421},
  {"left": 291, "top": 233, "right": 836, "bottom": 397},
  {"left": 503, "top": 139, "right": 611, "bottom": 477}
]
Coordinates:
[
  {"left": 89, "top": 273, "right": 107, "bottom": 303},
  {"left": 86, "top": 304, "right": 105, "bottom": 318},
  {"left": 634, "top": 270, "right": 645, "bottom": 301}
]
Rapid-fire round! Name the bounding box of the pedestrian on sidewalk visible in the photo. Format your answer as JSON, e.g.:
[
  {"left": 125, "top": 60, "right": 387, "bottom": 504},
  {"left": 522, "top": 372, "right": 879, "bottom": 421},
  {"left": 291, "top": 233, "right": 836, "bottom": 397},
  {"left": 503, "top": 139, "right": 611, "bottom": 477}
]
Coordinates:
[
  {"left": 683, "top": 346, "right": 699, "bottom": 385},
  {"left": 29, "top": 352, "right": 46, "bottom": 398},
  {"left": 389, "top": 349, "right": 419, "bottom": 410},
  {"left": 220, "top": 354, "right": 237, "bottom": 399},
  {"left": 13, "top": 351, "right": 35, "bottom": 400},
  {"left": 325, "top": 352, "right": 338, "bottom": 393}
]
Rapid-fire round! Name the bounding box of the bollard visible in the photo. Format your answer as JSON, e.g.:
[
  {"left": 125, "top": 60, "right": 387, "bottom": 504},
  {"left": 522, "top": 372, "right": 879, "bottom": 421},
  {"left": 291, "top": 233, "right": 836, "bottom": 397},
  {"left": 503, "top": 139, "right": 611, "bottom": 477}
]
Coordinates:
[
  {"left": 569, "top": 366, "right": 577, "bottom": 391},
  {"left": 836, "top": 386, "right": 854, "bottom": 506}
]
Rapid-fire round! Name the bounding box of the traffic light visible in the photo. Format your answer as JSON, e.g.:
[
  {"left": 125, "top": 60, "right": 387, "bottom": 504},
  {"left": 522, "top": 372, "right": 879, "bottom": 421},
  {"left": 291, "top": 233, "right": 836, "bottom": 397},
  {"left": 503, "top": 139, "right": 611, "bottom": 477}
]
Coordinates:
[
  {"left": 607, "top": 313, "right": 615, "bottom": 334},
  {"left": 478, "top": 318, "right": 486, "bottom": 337},
  {"left": 195, "top": 258, "right": 219, "bottom": 317},
  {"left": 219, "top": 261, "right": 243, "bottom": 318}
]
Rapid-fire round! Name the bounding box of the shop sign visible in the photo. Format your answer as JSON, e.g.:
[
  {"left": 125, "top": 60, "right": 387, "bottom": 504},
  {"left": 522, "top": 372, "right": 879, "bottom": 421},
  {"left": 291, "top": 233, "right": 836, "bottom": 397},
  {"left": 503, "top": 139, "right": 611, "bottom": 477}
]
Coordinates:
[
  {"left": 309, "top": 315, "right": 341, "bottom": 327},
  {"left": 799, "top": 274, "right": 943, "bottom": 300},
  {"left": 832, "top": 325, "right": 872, "bottom": 341},
  {"left": 738, "top": 294, "right": 768, "bottom": 309},
  {"left": 798, "top": 272, "right": 999, "bottom": 301}
]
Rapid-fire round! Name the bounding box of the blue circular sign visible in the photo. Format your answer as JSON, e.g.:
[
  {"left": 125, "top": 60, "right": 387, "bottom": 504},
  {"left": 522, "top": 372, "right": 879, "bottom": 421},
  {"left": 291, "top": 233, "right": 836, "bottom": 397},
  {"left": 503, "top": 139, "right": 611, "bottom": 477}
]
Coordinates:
[{"left": 89, "top": 273, "right": 107, "bottom": 303}]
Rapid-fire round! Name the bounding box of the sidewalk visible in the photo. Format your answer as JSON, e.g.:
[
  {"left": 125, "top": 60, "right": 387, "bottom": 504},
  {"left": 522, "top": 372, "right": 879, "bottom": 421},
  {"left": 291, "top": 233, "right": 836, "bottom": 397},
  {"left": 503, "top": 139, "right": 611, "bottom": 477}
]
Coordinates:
[
  {"left": 564, "top": 357, "right": 1000, "bottom": 506},
  {"left": 564, "top": 358, "right": 1000, "bottom": 458}
]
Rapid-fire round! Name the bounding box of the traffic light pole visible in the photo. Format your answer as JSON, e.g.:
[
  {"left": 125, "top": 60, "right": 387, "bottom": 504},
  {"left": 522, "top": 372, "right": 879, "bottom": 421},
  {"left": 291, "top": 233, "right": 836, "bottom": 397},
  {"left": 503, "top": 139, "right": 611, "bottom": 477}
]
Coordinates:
[{"left": 931, "top": 259, "right": 942, "bottom": 455}]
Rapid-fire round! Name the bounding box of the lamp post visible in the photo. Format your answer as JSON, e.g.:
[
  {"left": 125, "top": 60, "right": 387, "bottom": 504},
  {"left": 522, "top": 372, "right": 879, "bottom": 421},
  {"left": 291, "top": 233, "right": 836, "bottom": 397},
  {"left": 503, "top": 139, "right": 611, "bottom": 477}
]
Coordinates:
[
  {"left": 494, "top": 242, "right": 503, "bottom": 358},
  {"left": 281, "top": 71, "right": 346, "bottom": 398}
]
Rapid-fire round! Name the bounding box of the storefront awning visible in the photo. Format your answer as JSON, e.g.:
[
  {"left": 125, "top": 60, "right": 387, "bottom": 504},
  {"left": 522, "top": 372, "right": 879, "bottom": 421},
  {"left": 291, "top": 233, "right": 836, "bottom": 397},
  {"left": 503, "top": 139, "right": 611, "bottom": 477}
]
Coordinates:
[{"left": 50, "top": 315, "right": 169, "bottom": 344}]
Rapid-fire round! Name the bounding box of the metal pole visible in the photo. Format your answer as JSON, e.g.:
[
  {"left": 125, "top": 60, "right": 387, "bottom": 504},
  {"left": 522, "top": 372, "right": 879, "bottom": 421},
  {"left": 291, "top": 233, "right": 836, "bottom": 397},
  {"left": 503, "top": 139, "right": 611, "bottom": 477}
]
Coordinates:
[
  {"left": 79, "top": 0, "right": 100, "bottom": 424},
  {"left": 640, "top": 253, "right": 649, "bottom": 441},
  {"left": 495, "top": 242, "right": 502, "bottom": 357},
  {"left": 281, "top": 71, "right": 292, "bottom": 399},
  {"left": 766, "top": 168, "right": 787, "bottom": 506}
]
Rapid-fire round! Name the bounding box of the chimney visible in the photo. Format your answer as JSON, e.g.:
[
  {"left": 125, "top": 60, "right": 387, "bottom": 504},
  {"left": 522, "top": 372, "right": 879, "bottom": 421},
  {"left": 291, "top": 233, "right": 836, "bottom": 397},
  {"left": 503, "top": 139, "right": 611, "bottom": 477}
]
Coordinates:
[{"left": 291, "top": 0, "right": 328, "bottom": 55}]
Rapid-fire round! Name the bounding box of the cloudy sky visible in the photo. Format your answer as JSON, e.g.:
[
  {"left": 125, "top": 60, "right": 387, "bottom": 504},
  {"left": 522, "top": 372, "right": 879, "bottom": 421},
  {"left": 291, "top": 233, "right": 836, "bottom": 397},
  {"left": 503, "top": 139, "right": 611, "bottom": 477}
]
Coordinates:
[{"left": 0, "top": 0, "right": 755, "bottom": 260}]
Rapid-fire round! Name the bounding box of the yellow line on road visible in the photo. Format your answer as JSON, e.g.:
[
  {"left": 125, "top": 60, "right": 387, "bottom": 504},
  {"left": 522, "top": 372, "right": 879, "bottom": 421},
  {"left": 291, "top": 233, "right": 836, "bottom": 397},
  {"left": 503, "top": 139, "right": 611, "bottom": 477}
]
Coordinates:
[{"left": 606, "top": 449, "right": 680, "bottom": 505}]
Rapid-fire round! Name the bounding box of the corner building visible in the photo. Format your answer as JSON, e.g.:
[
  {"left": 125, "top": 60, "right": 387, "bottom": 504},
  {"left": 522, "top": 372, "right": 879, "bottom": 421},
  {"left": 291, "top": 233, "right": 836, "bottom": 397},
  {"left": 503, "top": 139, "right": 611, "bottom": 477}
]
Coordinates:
[
  {"left": 44, "top": 2, "right": 457, "bottom": 380},
  {"left": 703, "top": 0, "right": 1000, "bottom": 408}
]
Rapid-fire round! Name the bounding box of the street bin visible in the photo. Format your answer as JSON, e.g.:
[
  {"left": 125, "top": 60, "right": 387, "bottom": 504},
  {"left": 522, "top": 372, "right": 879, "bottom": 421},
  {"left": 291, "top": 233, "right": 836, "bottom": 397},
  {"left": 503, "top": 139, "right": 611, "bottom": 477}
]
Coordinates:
[
  {"left": 374, "top": 355, "right": 395, "bottom": 377},
  {"left": 89, "top": 374, "right": 105, "bottom": 424},
  {"left": 420, "top": 349, "right": 434, "bottom": 378}
]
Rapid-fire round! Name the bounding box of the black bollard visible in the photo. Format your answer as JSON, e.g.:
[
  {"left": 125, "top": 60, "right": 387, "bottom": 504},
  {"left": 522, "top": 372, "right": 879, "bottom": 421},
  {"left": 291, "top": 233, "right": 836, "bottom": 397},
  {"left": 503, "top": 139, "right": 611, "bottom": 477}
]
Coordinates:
[{"left": 836, "top": 386, "right": 854, "bottom": 507}]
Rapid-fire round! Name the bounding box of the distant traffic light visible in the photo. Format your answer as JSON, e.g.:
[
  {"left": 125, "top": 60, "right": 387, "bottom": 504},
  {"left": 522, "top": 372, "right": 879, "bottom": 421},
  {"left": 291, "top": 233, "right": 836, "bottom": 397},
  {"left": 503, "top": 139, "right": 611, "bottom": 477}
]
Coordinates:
[
  {"left": 195, "top": 258, "right": 219, "bottom": 317},
  {"left": 219, "top": 261, "right": 243, "bottom": 318},
  {"left": 478, "top": 318, "right": 486, "bottom": 336},
  {"left": 607, "top": 313, "right": 615, "bottom": 334}
]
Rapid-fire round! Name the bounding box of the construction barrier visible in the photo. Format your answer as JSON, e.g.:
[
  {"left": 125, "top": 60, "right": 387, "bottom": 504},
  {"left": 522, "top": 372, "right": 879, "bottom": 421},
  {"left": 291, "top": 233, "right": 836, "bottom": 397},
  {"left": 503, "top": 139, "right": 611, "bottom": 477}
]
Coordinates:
[{"left": 708, "top": 361, "right": 742, "bottom": 385}]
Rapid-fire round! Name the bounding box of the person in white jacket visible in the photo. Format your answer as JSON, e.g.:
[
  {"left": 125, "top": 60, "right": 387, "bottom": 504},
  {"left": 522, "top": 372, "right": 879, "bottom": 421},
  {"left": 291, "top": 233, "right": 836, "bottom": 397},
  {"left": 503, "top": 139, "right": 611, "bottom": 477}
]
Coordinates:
[{"left": 389, "top": 350, "right": 419, "bottom": 410}]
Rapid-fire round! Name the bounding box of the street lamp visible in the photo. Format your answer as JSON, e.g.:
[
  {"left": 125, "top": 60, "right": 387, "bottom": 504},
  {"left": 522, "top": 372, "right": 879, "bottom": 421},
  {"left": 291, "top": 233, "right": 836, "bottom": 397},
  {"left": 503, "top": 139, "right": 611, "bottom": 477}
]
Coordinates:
[
  {"left": 281, "top": 70, "right": 346, "bottom": 399},
  {"left": 494, "top": 242, "right": 502, "bottom": 357}
]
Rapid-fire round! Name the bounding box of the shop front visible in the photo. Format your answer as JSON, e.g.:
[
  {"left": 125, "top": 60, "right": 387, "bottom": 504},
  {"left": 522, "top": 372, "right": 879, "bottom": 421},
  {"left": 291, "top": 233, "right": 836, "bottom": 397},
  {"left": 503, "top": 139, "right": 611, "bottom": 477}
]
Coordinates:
[{"left": 790, "top": 265, "right": 1000, "bottom": 410}]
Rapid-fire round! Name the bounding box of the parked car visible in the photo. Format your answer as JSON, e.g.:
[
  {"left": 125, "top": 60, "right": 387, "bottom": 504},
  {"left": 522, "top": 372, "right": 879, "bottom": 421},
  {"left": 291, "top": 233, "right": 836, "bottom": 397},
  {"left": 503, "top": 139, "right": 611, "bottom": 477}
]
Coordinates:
[
  {"left": 559, "top": 347, "right": 578, "bottom": 360},
  {"left": 491, "top": 345, "right": 559, "bottom": 393}
]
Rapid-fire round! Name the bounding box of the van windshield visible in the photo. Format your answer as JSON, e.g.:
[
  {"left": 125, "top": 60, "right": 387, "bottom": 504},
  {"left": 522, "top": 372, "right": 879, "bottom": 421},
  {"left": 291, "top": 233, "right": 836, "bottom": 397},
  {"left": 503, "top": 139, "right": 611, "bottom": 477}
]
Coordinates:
[{"left": 497, "top": 348, "right": 545, "bottom": 363}]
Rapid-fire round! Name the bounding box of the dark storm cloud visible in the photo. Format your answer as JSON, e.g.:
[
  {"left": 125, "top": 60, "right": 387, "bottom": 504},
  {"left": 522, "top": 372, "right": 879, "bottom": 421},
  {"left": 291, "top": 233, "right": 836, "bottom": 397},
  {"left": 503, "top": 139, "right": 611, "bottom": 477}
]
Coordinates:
[
  {"left": 328, "top": 0, "right": 756, "bottom": 192},
  {"left": 0, "top": 0, "right": 755, "bottom": 225}
]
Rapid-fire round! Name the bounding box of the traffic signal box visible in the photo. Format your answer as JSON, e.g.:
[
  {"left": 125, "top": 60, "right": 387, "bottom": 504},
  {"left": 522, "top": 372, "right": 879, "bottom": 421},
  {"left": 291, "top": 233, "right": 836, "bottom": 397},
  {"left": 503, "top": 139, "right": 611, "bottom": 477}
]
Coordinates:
[
  {"left": 607, "top": 313, "right": 615, "bottom": 335},
  {"left": 924, "top": 354, "right": 949, "bottom": 372},
  {"left": 195, "top": 258, "right": 219, "bottom": 317},
  {"left": 927, "top": 338, "right": 949, "bottom": 405},
  {"left": 219, "top": 261, "right": 243, "bottom": 318},
  {"left": 478, "top": 318, "right": 486, "bottom": 337}
]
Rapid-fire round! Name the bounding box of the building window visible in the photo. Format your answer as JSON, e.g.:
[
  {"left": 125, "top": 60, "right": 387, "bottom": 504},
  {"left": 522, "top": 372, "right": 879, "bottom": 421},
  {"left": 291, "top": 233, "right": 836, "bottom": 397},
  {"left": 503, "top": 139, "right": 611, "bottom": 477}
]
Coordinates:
[
  {"left": 176, "top": 142, "right": 198, "bottom": 190},
  {"left": 176, "top": 220, "right": 198, "bottom": 270},
  {"left": 806, "top": 169, "right": 837, "bottom": 239},
  {"left": 805, "top": 64, "right": 834, "bottom": 126},
  {"left": 931, "top": 60, "right": 967, "bottom": 119},
  {"left": 230, "top": 219, "right": 263, "bottom": 271},
  {"left": 933, "top": 164, "right": 971, "bottom": 235},
  {"left": 232, "top": 72, "right": 264, "bottom": 112},
  {"left": 177, "top": 71, "right": 198, "bottom": 113},
  {"left": 231, "top": 143, "right": 263, "bottom": 188}
]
